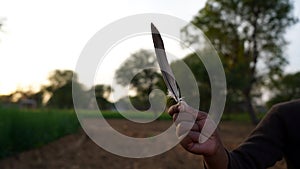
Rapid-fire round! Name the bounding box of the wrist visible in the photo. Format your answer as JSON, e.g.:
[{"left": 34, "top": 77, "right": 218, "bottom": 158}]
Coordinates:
[{"left": 204, "top": 145, "right": 228, "bottom": 169}]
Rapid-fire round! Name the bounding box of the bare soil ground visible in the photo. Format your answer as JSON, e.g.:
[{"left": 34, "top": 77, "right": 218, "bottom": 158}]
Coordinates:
[{"left": 0, "top": 120, "right": 286, "bottom": 169}]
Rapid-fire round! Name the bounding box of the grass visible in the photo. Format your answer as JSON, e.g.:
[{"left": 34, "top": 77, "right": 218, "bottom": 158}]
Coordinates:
[
  {"left": 0, "top": 108, "right": 80, "bottom": 158},
  {"left": 221, "top": 112, "right": 265, "bottom": 122}
]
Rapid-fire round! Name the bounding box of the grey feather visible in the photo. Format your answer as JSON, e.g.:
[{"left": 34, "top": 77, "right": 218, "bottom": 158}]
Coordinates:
[{"left": 151, "top": 23, "right": 181, "bottom": 102}]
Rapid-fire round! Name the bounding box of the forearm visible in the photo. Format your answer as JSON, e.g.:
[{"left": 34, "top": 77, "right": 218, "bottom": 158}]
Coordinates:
[{"left": 204, "top": 146, "right": 228, "bottom": 169}]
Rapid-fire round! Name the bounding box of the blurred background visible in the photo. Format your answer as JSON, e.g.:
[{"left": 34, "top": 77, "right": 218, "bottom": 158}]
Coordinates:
[{"left": 0, "top": 0, "right": 299, "bottom": 169}]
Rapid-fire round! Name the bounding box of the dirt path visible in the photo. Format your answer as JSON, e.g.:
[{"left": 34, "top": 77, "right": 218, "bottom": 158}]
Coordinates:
[{"left": 0, "top": 120, "right": 286, "bottom": 169}]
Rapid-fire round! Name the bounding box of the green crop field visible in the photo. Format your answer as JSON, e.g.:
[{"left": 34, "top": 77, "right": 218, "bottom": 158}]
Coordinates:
[
  {"left": 80, "top": 110, "right": 172, "bottom": 120},
  {"left": 0, "top": 107, "right": 260, "bottom": 159},
  {"left": 0, "top": 108, "right": 80, "bottom": 158},
  {"left": 0, "top": 108, "right": 172, "bottom": 159}
]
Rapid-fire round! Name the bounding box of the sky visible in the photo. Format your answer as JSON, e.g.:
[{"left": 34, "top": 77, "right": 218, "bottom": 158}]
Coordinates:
[{"left": 0, "top": 0, "right": 299, "bottom": 95}]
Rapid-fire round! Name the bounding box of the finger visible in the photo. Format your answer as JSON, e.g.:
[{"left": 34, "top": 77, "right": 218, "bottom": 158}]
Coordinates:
[
  {"left": 175, "top": 119, "right": 208, "bottom": 138},
  {"left": 185, "top": 142, "right": 213, "bottom": 155},
  {"left": 195, "top": 118, "right": 206, "bottom": 129},
  {"left": 174, "top": 111, "right": 208, "bottom": 128},
  {"left": 179, "top": 131, "right": 204, "bottom": 152},
  {"left": 195, "top": 111, "right": 208, "bottom": 121},
  {"left": 168, "top": 104, "right": 180, "bottom": 116},
  {"left": 172, "top": 113, "right": 178, "bottom": 122},
  {"left": 196, "top": 118, "right": 218, "bottom": 143},
  {"left": 174, "top": 112, "right": 195, "bottom": 125},
  {"left": 178, "top": 101, "right": 207, "bottom": 121},
  {"left": 174, "top": 113, "right": 210, "bottom": 137},
  {"left": 186, "top": 131, "right": 202, "bottom": 142},
  {"left": 199, "top": 118, "right": 217, "bottom": 143},
  {"left": 176, "top": 121, "right": 199, "bottom": 138},
  {"left": 175, "top": 113, "right": 216, "bottom": 137},
  {"left": 180, "top": 131, "right": 214, "bottom": 155},
  {"left": 186, "top": 130, "right": 212, "bottom": 144}
]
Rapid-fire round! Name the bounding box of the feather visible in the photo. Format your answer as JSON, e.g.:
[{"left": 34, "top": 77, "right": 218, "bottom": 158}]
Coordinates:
[{"left": 151, "top": 23, "right": 181, "bottom": 102}]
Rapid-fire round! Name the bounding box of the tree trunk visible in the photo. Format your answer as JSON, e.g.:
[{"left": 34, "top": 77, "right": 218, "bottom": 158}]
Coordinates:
[
  {"left": 243, "top": 5, "right": 260, "bottom": 125},
  {"left": 245, "top": 93, "right": 259, "bottom": 125}
]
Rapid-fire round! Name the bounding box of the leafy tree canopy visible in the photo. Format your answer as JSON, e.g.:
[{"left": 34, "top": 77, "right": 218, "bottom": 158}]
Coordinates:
[
  {"left": 115, "top": 49, "right": 166, "bottom": 110},
  {"left": 46, "top": 70, "right": 86, "bottom": 109},
  {"left": 182, "top": 0, "right": 298, "bottom": 123}
]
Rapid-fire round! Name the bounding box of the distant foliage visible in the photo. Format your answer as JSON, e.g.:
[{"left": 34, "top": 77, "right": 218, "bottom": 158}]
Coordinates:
[
  {"left": 45, "top": 70, "right": 88, "bottom": 109},
  {"left": 267, "top": 72, "right": 300, "bottom": 107},
  {"left": 89, "top": 84, "right": 113, "bottom": 110}
]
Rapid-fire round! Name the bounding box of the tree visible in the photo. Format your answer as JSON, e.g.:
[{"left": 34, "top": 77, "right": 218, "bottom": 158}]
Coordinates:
[
  {"left": 171, "top": 53, "right": 211, "bottom": 111},
  {"left": 267, "top": 72, "right": 300, "bottom": 107},
  {"left": 45, "top": 70, "right": 74, "bottom": 92},
  {"left": 6, "top": 89, "right": 43, "bottom": 108},
  {"left": 182, "top": 0, "right": 298, "bottom": 124},
  {"left": 115, "top": 49, "right": 166, "bottom": 110},
  {"left": 46, "top": 70, "right": 87, "bottom": 109},
  {"left": 0, "top": 94, "right": 14, "bottom": 108},
  {"left": 90, "top": 84, "right": 113, "bottom": 110}
]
